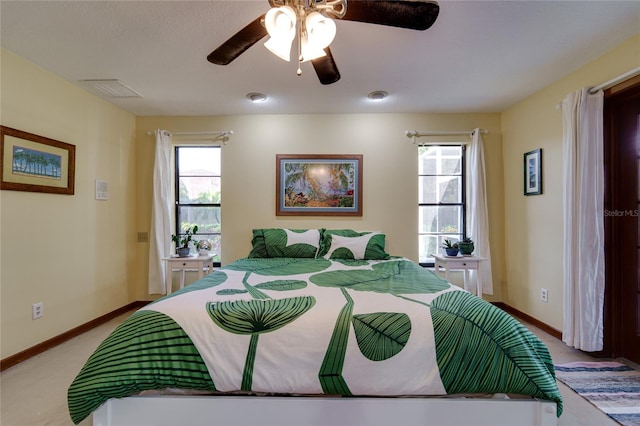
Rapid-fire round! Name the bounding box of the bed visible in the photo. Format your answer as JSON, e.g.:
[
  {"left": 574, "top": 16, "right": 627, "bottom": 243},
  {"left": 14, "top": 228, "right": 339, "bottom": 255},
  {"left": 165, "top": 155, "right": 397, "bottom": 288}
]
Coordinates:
[{"left": 68, "top": 229, "right": 563, "bottom": 425}]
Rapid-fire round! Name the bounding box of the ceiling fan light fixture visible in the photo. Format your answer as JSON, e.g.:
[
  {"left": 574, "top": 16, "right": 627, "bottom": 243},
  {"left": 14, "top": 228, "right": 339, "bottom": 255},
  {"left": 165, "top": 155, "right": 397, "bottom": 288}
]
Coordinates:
[
  {"left": 305, "top": 12, "right": 336, "bottom": 50},
  {"left": 300, "top": 34, "right": 327, "bottom": 62},
  {"left": 300, "top": 11, "right": 335, "bottom": 62},
  {"left": 208, "top": 0, "right": 440, "bottom": 84},
  {"left": 264, "top": 37, "right": 293, "bottom": 61},
  {"left": 264, "top": 6, "right": 297, "bottom": 61}
]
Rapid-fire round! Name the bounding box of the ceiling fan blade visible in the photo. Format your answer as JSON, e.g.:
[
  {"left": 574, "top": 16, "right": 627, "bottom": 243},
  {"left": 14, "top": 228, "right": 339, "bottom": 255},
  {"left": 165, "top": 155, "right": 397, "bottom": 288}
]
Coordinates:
[
  {"left": 341, "top": 1, "right": 439, "bottom": 31},
  {"left": 207, "top": 14, "right": 267, "bottom": 65},
  {"left": 311, "top": 48, "right": 341, "bottom": 85}
]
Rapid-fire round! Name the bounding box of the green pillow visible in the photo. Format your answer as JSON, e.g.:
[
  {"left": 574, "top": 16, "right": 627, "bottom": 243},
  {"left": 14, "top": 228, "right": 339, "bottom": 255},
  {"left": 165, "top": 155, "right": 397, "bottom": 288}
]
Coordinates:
[
  {"left": 248, "top": 228, "right": 322, "bottom": 258},
  {"left": 318, "top": 229, "right": 389, "bottom": 260}
]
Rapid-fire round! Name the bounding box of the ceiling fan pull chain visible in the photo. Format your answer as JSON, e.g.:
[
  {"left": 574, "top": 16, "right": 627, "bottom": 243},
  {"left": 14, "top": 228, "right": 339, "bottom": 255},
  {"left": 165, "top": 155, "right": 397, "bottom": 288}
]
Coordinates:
[{"left": 297, "top": 3, "right": 304, "bottom": 75}]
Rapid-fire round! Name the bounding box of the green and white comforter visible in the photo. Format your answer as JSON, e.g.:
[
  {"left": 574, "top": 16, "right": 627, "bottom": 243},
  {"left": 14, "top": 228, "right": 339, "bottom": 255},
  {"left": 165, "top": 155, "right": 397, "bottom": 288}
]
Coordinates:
[{"left": 67, "top": 257, "right": 563, "bottom": 424}]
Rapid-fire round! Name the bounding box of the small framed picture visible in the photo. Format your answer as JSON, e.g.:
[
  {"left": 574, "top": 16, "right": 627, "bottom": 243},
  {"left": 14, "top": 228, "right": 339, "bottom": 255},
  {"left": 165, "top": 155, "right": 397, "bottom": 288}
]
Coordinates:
[{"left": 524, "top": 148, "right": 542, "bottom": 196}]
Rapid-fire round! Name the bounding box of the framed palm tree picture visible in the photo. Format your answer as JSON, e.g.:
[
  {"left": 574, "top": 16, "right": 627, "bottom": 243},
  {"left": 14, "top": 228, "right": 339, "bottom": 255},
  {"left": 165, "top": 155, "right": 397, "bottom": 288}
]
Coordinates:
[
  {"left": 276, "top": 154, "right": 363, "bottom": 216},
  {"left": 1, "top": 126, "right": 75, "bottom": 195}
]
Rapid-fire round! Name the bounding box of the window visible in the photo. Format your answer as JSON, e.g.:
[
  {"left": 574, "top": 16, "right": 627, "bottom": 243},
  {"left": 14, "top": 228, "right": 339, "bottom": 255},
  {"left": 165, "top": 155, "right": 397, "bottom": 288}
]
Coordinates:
[
  {"left": 418, "top": 145, "right": 466, "bottom": 265},
  {"left": 175, "top": 146, "right": 221, "bottom": 265}
]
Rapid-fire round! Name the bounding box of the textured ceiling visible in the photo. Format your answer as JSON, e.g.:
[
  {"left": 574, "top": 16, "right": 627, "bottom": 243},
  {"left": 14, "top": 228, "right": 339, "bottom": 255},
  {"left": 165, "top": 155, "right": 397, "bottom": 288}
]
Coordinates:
[{"left": 1, "top": 1, "right": 639, "bottom": 116}]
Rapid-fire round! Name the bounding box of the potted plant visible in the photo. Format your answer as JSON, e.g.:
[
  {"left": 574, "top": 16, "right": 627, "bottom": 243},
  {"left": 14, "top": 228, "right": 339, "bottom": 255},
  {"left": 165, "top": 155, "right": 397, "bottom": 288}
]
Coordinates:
[
  {"left": 196, "top": 239, "right": 212, "bottom": 256},
  {"left": 171, "top": 225, "right": 198, "bottom": 257},
  {"left": 441, "top": 239, "right": 459, "bottom": 257},
  {"left": 458, "top": 237, "right": 475, "bottom": 256}
]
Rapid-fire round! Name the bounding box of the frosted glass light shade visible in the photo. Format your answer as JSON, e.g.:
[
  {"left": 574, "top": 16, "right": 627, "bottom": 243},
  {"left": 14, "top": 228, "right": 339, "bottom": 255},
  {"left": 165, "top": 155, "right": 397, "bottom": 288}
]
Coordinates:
[
  {"left": 305, "top": 12, "right": 336, "bottom": 49},
  {"left": 264, "top": 6, "right": 297, "bottom": 61},
  {"left": 300, "top": 35, "right": 326, "bottom": 62}
]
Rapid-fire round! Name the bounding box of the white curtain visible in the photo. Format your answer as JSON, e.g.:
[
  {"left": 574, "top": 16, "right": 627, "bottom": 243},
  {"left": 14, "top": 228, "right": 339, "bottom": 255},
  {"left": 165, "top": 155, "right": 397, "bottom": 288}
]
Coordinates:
[
  {"left": 561, "top": 88, "right": 605, "bottom": 352},
  {"left": 467, "top": 129, "right": 493, "bottom": 295},
  {"left": 148, "top": 130, "right": 173, "bottom": 294}
]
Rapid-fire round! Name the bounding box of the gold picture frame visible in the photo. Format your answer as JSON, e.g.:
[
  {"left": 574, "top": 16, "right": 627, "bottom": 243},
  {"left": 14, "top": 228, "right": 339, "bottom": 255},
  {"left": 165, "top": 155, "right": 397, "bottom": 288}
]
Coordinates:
[{"left": 1, "top": 126, "right": 76, "bottom": 195}]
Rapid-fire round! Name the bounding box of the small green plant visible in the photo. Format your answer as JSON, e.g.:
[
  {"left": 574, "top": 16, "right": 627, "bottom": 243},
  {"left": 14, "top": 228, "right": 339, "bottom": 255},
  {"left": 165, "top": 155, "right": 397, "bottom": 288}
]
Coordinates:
[
  {"left": 171, "top": 225, "right": 198, "bottom": 248},
  {"left": 458, "top": 237, "right": 475, "bottom": 255},
  {"left": 441, "top": 239, "right": 459, "bottom": 249}
]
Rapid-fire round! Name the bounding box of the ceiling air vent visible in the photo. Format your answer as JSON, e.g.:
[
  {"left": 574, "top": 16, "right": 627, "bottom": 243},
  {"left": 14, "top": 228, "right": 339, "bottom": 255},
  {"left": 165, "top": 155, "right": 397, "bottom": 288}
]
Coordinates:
[{"left": 79, "top": 79, "right": 143, "bottom": 98}]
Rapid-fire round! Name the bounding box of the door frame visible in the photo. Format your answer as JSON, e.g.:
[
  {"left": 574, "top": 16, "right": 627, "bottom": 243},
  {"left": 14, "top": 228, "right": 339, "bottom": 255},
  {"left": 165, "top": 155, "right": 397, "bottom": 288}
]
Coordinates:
[{"left": 601, "top": 75, "right": 640, "bottom": 361}]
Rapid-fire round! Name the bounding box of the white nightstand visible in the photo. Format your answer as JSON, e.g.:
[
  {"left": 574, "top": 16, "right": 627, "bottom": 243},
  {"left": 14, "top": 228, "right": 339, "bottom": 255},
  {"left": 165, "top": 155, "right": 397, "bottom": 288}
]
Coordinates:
[
  {"left": 162, "top": 254, "right": 214, "bottom": 295},
  {"left": 431, "top": 253, "right": 486, "bottom": 298}
]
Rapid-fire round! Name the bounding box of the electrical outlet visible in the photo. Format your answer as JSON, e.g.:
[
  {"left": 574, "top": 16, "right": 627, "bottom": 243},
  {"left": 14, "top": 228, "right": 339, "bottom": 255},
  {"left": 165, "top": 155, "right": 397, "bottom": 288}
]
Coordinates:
[
  {"left": 32, "top": 302, "right": 44, "bottom": 319},
  {"left": 540, "top": 288, "right": 548, "bottom": 303}
]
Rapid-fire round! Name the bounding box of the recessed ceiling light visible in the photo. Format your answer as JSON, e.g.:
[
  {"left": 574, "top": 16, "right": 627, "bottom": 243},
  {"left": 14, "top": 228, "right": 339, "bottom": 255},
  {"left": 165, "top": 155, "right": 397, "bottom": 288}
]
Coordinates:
[
  {"left": 367, "top": 90, "right": 388, "bottom": 101},
  {"left": 247, "top": 92, "right": 267, "bottom": 103}
]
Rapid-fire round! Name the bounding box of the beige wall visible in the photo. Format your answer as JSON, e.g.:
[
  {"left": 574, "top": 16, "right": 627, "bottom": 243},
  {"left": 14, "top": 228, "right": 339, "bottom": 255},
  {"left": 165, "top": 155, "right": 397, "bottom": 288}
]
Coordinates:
[
  {"left": 0, "top": 49, "right": 137, "bottom": 358},
  {"left": 501, "top": 34, "right": 640, "bottom": 330},
  {"left": 134, "top": 114, "right": 505, "bottom": 302}
]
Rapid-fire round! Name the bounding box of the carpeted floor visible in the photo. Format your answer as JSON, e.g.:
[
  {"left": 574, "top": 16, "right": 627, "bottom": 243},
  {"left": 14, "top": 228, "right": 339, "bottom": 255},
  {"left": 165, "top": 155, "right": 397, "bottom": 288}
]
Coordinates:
[{"left": 555, "top": 361, "right": 640, "bottom": 426}]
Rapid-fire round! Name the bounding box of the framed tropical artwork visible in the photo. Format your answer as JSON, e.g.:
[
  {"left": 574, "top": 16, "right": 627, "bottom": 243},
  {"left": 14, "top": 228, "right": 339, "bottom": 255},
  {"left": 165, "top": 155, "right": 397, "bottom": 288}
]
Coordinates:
[
  {"left": 1, "top": 126, "right": 76, "bottom": 195},
  {"left": 276, "top": 154, "right": 363, "bottom": 216}
]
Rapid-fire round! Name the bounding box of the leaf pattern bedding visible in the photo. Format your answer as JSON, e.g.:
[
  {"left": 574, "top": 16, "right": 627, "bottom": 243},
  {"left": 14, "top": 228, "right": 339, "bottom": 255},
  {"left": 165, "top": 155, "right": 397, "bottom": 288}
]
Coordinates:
[{"left": 67, "top": 257, "right": 563, "bottom": 424}]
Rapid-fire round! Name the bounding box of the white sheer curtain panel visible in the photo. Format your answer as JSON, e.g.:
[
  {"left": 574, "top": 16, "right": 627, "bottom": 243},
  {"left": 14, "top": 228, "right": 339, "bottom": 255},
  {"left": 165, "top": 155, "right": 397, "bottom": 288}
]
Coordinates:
[
  {"left": 561, "top": 88, "right": 605, "bottom": 352},
  {"left": 148, "top": 130, "right": 173, "bottom": 294},
  {"left": 467, "top": 129, "right": 493, "bottom": 295}
]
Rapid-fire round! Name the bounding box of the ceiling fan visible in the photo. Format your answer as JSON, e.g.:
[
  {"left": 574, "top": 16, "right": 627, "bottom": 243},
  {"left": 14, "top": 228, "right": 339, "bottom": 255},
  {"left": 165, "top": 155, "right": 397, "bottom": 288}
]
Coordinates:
[{"left": 207, "top": 0, "right": 440, "bottom": 85}]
